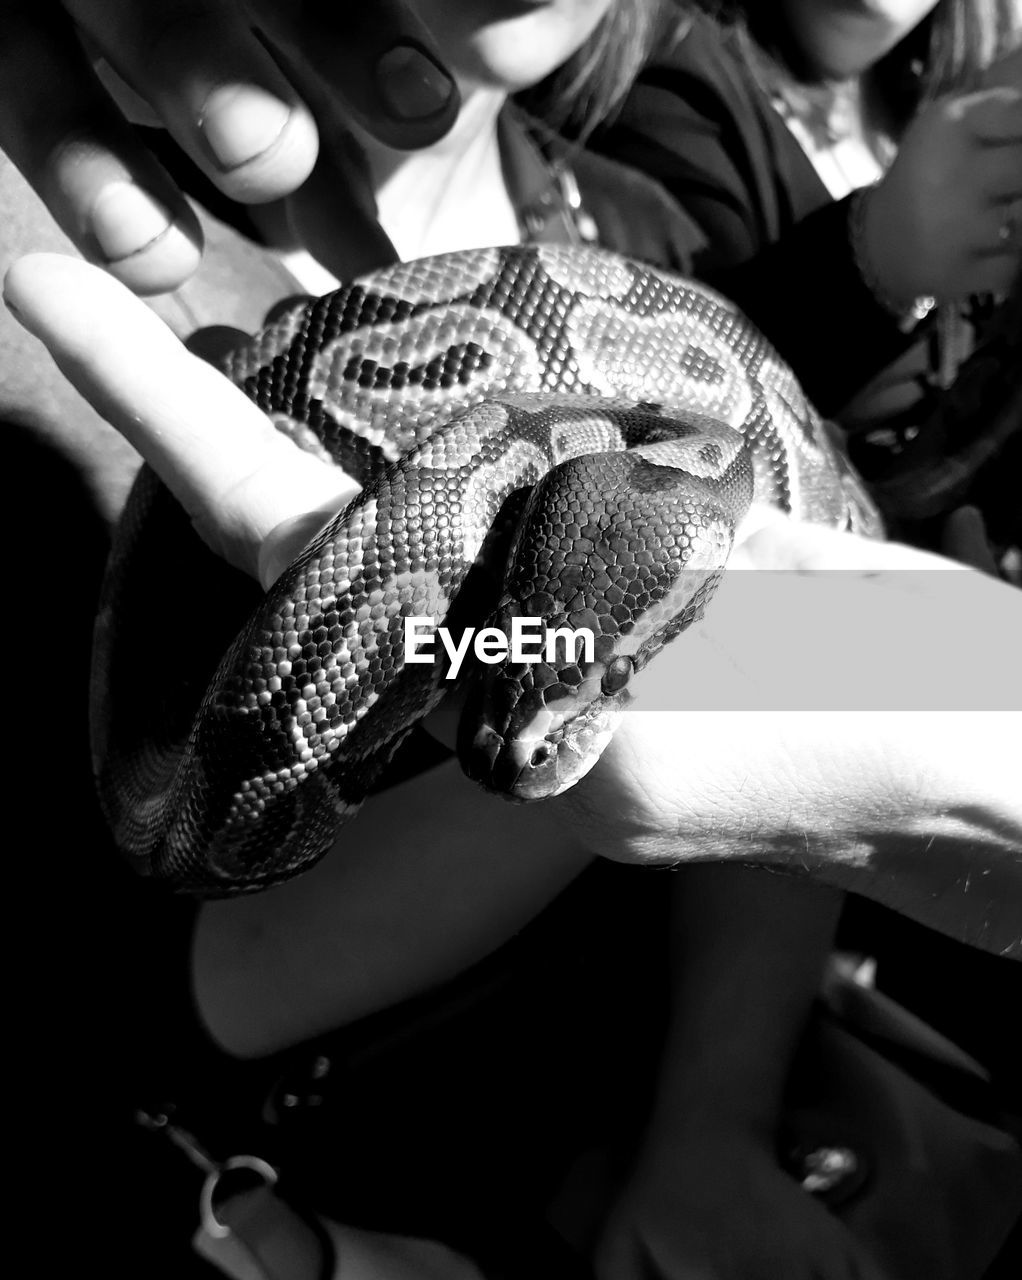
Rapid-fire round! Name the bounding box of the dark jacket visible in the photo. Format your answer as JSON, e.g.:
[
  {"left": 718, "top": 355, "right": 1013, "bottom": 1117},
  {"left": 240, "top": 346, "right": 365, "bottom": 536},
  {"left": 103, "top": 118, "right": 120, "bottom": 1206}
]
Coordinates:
[{"left": 595, "top": 10, "right": 921, "bottom": 416}]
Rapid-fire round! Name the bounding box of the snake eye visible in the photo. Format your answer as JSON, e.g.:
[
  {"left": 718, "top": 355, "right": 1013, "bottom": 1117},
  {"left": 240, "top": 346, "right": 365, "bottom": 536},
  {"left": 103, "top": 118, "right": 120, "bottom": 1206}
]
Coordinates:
[{"left": 601, "top": 656, "right": 632, "bottom": 695}]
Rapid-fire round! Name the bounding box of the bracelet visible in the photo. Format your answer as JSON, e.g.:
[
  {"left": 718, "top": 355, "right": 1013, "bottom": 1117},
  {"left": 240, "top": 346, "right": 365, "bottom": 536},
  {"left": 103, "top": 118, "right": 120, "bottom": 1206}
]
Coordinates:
[{"left": 848, "top": 184, "right": 937, "bottom": 334}]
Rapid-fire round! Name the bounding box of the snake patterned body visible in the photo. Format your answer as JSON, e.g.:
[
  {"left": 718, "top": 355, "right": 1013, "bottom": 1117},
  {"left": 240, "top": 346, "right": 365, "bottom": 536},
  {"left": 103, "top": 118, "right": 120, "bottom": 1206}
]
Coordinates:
[{"left": 92, "top": 244, "right": 881, "bottom": 896}]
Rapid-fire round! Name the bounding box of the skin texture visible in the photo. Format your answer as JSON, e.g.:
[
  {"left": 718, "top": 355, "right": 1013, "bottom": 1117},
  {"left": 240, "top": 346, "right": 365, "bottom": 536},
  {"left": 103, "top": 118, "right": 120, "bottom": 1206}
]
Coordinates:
[{"left": 862, "top": 55, "right": 1022, "bottom": 304}]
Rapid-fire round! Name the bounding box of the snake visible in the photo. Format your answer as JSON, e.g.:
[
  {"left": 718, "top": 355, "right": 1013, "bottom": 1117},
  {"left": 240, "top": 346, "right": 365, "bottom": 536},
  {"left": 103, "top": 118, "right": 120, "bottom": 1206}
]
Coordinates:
[{"left": 91, "top": 244, "right": 881, "bottom": 897}]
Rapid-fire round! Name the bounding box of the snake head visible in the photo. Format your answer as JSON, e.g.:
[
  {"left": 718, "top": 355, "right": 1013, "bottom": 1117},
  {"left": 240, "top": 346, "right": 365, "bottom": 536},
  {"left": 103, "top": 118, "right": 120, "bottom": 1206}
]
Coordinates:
[
  {"left": 458, "top": 638, "right": 632, "bottom": 800},
  {"left": 457, "top": 447, "right": 744, "bottom": 801}
]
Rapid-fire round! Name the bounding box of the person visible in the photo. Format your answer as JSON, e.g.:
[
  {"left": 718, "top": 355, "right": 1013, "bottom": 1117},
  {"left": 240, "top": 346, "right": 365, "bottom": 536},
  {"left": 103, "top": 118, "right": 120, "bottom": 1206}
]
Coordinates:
[
  {"left": 591, "top": 0, "right": 1022, "bottom": 559},
  {"left": 2, "top": 3, "right": 1020, "bottom": 1278},
  {"left": 590, "top": 0, "right": 1022, "bottom": 1102},
  {"left": 8, "top": 247, "right": 1022, "bottom": 1277}
]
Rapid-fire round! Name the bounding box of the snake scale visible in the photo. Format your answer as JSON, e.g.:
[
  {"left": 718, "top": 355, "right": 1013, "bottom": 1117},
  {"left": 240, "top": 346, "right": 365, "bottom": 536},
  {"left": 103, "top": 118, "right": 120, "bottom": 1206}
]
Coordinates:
[{"left": 92, "top": 244, "right": 881, "bottom": 896}]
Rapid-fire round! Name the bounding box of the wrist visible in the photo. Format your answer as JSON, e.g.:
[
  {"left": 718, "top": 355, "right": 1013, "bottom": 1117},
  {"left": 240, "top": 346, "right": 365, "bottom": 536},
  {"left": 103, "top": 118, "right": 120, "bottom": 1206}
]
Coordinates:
[{"left": 643, "top": 1064, "right": 785, "bottom": 1152}]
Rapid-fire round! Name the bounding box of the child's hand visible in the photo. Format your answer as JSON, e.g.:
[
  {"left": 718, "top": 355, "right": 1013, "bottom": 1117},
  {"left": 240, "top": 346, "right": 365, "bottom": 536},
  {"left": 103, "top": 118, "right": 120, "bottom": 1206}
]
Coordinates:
[{"left": 862, "top": 75, "right": 1022, "bottom": 305}]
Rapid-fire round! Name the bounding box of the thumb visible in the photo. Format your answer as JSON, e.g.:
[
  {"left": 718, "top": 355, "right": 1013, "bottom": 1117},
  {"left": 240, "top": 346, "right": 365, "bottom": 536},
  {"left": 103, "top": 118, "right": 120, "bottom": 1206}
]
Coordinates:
[{"left": 941, "top": 505, "right": 1001, "bottom": 576}]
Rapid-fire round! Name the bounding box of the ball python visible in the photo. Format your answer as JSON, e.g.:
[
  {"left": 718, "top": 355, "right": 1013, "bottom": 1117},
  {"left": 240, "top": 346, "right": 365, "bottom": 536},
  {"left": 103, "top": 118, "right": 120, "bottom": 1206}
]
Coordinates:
[{"left": 91, "top": 244, "right": 881, "bottom": 896}]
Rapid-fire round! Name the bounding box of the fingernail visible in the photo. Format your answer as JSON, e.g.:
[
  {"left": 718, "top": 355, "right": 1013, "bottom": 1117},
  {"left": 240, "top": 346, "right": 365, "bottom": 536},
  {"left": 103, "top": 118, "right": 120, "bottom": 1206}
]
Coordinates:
[
  {"left": 90, "top": 183, "right": 174, "bottom": 262},
  {"left": 375, "top": 43, "right": 456, "bottom": 121},
  {"left": 199, "top": 84, "right": 292, "bottom": 171}
]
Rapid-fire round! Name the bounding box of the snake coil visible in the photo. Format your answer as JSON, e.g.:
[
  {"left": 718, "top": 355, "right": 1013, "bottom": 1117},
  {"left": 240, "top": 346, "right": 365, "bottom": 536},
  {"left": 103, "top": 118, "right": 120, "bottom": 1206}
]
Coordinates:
[{"left": 91, "top": 244, "right": 881, "bottom": 896}]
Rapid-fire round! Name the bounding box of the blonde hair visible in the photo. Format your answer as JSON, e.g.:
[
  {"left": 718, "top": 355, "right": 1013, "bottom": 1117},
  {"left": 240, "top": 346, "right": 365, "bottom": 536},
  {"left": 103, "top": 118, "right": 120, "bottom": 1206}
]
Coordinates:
[{"left": 518, "top": 0, "right": 672, "bottom": 139}]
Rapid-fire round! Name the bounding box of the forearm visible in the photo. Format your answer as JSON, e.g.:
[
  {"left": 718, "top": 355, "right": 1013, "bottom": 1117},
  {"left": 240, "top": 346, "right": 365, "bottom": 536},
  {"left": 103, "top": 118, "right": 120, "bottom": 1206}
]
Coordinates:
[
  {"left": 640, "top": 867, "right": 842, "bottom": 1150},
  {"left": 193, "top": 756, "right": 593, "bottom": 1058},
  {"left": 557, "top": 527, "right": 1022, "bottom": 961},
  {"left": 562, "top": 705, "right": 1022, "bottom": 961}
]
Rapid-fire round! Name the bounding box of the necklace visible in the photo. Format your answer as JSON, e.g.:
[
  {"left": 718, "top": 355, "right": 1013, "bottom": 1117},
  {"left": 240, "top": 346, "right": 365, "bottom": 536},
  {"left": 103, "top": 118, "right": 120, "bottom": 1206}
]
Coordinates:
[{"left": 769, "top": 75, "right": 894, "bottom": 200}]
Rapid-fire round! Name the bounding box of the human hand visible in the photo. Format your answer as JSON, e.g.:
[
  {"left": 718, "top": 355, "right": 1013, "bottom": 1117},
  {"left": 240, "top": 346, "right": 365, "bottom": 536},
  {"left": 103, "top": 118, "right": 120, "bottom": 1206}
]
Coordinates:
[
  {"left": 862, "top": 51, "right": 1022, "bottom": 304},
  {"left": 940, "top": 504, "right": 1003, "bottom": 576},
  {"left": 2, "top": 251, "right": 357, "bottom": 582},
  {"left": 595, "top": 1131, "right": 888, "bottom": 1280},
  {"left": 554, "top": 513, "right": 1022, "bottom": 954},
  {"left": 0, "top": 0, "right": 458, "bottom": 295}
]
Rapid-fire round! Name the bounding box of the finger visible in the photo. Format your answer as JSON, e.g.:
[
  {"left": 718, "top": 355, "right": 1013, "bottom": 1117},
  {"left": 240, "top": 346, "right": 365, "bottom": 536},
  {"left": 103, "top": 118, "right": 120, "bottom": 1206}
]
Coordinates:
[
  {"left": 966, "top": 204, "right": 1022, "bottom": 281},
  {"left": 66, "top": 0, "right": 320, "bottom": 204},
  {"left": 2, "top": 254, "right": 358, "bottom": 583},
  {"left": 958, "top": 86, "right": 1022, "bottom": 144},
  {"left": 0, "top": 3, "right": 203, "bottom": 294},
  {"left": 970, "top": 141, "right": 1022, "bottom": 202},
  {"left": 942, "top": 506, "right": 1002, "bottom": 576},
  {"left": 960, "top": 197, "right": 1022, "bottom": 272},
  {"left": 987, "top": 172, "right": 1022, "bottom": 203},
  {"left": 285, "top": 132, "right": 401, "bottom": 282},
  {"left": 980, "top": 41, "right": 1022, "bottom": 93},
  {"left": 960, "top": 249, "right": 1022, "bottom": 294},
  {"left": 274, "top": 0, "right": 461, "bottom": 152}
]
